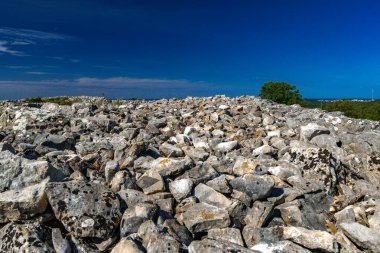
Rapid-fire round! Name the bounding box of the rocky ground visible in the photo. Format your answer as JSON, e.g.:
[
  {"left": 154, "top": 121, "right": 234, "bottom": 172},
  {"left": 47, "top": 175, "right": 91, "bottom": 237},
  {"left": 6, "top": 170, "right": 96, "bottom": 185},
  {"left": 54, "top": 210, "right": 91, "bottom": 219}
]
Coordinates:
[{"left": 0, "top": 95, "right": 380, "bottom": 253}]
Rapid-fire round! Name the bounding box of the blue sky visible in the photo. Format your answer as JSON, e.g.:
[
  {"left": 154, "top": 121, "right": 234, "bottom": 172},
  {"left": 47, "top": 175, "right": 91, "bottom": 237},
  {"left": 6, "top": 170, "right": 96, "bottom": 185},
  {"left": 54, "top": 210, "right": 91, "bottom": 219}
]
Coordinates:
[{"left": 0, "top": 0, "right": 380, "bottom": 99}]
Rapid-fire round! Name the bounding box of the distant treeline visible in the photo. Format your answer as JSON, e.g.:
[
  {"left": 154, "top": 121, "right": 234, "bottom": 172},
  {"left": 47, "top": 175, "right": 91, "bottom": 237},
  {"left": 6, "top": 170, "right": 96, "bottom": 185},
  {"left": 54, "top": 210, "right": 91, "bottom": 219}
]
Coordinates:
[{"left": 300, "top": 99, "right": 380, "bottom": 121}]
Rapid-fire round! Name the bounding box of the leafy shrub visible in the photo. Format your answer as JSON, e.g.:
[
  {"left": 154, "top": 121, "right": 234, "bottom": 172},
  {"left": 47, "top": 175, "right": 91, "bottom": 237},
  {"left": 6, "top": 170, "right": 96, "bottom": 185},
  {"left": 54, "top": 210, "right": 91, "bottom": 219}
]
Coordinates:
[{"left": 259, "top": 81, "right": 302, "bottom": 105}]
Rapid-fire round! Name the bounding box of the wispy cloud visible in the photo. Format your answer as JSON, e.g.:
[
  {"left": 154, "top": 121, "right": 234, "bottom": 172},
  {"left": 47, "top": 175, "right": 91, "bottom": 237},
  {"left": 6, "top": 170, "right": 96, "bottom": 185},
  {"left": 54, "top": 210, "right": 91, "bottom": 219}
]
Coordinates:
[
  {"left": 75, "top": 77, "right": 204, "bottom": 89},
  {"left": 0, "top": 27, "right": 72, "bottom": 56},
  {"left": 25, "top": 71, "right": 49, "bottom": 75},
  {"left": 0, "top": 76, "right": 211, "bottom": 99},
  {"left": 0, "top": 76, "right": 206, "bottom": 89},
  {"left": 0, "top": 40, "right": 24, "bottom": 56},
  {"left": 0, "top": 27, "right": 72, "bottom": 41},
  {"left": 48, "top": 56, "right": 64, "bottom": 60}
]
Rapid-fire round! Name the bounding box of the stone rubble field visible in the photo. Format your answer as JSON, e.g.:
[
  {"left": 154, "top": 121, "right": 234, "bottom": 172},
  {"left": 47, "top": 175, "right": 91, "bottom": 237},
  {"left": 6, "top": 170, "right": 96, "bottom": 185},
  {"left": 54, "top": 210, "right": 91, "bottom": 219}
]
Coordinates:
[{"left": 0, "top": 95, "right": 380, "bottom": 253}]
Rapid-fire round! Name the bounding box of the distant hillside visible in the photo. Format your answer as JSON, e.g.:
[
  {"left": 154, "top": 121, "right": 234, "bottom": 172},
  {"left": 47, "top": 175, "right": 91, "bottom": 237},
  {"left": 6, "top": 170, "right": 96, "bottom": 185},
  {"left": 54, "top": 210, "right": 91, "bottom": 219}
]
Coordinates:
[{"left": 300, "top": 99, "right": 380, "bottom": 121}]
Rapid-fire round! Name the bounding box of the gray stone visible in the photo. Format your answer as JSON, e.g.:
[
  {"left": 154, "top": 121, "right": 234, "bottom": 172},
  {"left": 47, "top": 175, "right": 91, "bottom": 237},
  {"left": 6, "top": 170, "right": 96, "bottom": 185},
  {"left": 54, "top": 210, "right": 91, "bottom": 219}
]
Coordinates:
[
  {"left": 230, "top": 174, "right": 274, "bottom": 202},
  {"left": 110, "top": 170, "right": 136, "bottom": 192},
  {"left": 0, "top": 222, "right": 54, "bottom": 253},
  {"left": 232, "top": 156, "right": 259, "bottom": 176},
  {"left": 282, "top": 226, "right": 338, "bottom": 253},
  {"left": 149, "top": 157, "right": 193, "bottom": 177},
  {"left": 0, "top": 150, "right": 52, "bottom": 191},
  {"left": 182, "top": 202, "right": 230, "bottom": 233},
  {"left": 137, "top": 170, "right": 165, "bottom": 195},
  {"left": 207, "top": 227, "right": 244, "bottom": 246},
  {"left": 340, "top": 222, "right": 380, "bottom": 253},
  {"left": 268, "top": 162, "right": 301, "bottom": 181},
  {"left": 0, "top": 179, "right": 48, "bottom": 222},
  {"left": 244, "top": 201, "right": 274, "bottom": 227},
  {"left": 182, "top": 146, "right": 210, "bottom": 161},
  {"left": 276, "top": 204, "right": 304, "bottom": 227},
  {"left": 111, "top": 239, "right": 145, "bottom": 253},
  {"left": 34, "top": 133, "right": 75, "bottom": 155},
  {"left": 311, "top": 134, "right": 337, "bottom": 149},
  {"left": 189, "top": 239, "right": 256, "bottom": 253},
  {"left": 242, "top": 226, "right": 282, "bottom": 247},
  {"left": 137, "top": 220, "right": 160, "bottom": 245},
  {"left": 105, "top": 160, "right": 119, "bottom": 183},
  {"left": 120, "top": 202, "right": 158, "bottom": 237},
  {"left": 206, "top": 175, "right": 232, "bottom": 194},
  {"left": 159, "top": 142, "right": 184, "bottom": 157},
  {"left": 334, "top": 207, "right": 356, "bottom": 225},
  {"left": 369, "top": 204, "right": 380, "bottom": 231},
  {"left": 300, "top": 123, "right": 330, "bottom": 142},
  {"left": 252, "top": 145, "right": 274, "bottom": 157},
  {"left": 146, "top": 235, "right": 180, "bottom": 253},
  {"left": 52, "top": 228, "right": 71, "bottom": 253},
  {"left": 45, "top": 181, "right": 121, "bottom": 238},
  {"left": 214, "top": 141, "right": 238, "bottom": 152},
  {"left": 117, "top": 189, "right": 153, "bottom": 210},
  {"left": 169, "top": 178, "right": 193, "bottom": 202},
  {"left": 163, "top": 219, "right": 193, "bottom": 246},
  {"left": 194, "top": 183, "right": 232, "bottom": 209},
  {"left": 178, "top": 163, "right": 218, "bottom": 185},
  {"left": 251, "top": 240, "right": 312, "bottom": 253}
]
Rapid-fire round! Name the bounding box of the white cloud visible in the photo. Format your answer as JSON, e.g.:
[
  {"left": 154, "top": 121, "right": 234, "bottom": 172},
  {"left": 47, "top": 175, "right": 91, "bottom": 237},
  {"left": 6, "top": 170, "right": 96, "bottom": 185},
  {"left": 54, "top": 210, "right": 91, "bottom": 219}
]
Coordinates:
[
  {"left": 0, "top": 76, "right": 207, "bottom": 89},
  {"left": 0, "top": 27, "right": 73, "bottom": 56},
  {"left": 0, "top": 76, "right": 211, "bottom": 99},
  {"left": 25, "top": 71, "right": 49, "bottom": 75},
  {"left": 0, "top": 27, "right": 72, "bottom": 41},
  {"left": 0, "top": 40, "right": 24, "bottom": 56},
  {"left": 75, "top": 77, "right": 205, "bottom": 89}
]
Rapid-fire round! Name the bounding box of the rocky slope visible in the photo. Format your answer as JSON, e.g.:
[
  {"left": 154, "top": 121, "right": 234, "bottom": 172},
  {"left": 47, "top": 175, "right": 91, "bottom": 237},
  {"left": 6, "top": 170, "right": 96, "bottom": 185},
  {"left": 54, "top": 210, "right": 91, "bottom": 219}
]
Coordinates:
[{"left": 0, "top": 95, "right": 380, "bottom": 253}]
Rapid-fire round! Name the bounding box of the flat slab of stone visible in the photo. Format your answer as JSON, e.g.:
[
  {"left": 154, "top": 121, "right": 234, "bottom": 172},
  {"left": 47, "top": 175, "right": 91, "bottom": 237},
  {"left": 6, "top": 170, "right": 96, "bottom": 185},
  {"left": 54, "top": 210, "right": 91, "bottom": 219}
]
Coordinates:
[
  {"left": 0, "top": 150, "right": 51, "bottom": 191},
  {"left": 282, "top": 226, "right": 338, "bottom": 253},
  {"left": 194, "top": 183, "right": 232, "bottom": 209},
  {"left": 230, "top": 174, "right": 274, "bottom": 202},
  {"left": 45, "top": 181, "right": 121, "bottom": 238},
  {"left": 300, "top": 123, "right": 330, "bottom": 142},
  {"left": 189, "top": 239, "right": 257, "bottom": 253},
  {"left": 0, "top": 179, "right": 48, "bottom": 222},
  {"left": 251, "top": 240, "right": 312, "bottom": 253},
  {"left": 340, "top": 222, "right": 380, "bottom": 253},
  {"left": 182, "top": 202, "right": 230, "bottom": 233},
  {"left": 208, "top": 227, "right": 244, "bottom": 246}
]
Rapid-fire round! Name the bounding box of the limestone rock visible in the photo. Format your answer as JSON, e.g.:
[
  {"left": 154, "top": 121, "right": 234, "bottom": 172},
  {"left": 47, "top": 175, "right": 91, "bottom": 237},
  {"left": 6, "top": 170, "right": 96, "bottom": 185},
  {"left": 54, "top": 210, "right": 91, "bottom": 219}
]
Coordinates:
[
  {"left": 0, "top": 222, "right": 54, "bottom": 253},
  {"left": 52, "top": 228, "right": 71, "bottom": 253},
  {"left": 251, "top": 240, "right": 312, "bottom": 253},
  {"left": 182, "top": 202, "right": 230, "bottom": 233},
  {"left": 214, "top": 141, "right": 238, "bottom": 152},
  {"left": 0, "top": 150, "right": 52, "bottom": 191},
  {"left": 282, "top": 226, "right": 338, "bottom": 253},
  {"left": 137, "top": 170, "right": 165, "bottom": 195},
  {"left": 45, "top": 181, "right": 121, "bottom": 238},
  {"left": 340, "top": 222, "right": 380, "bottom": 253},
  {"left": 207, "top": 227, "right": 244, "bottom": 246},
  {"left": 230, "top": 174, "right": 274, "bottom": 202},
  {"left": 189, "top": 239, "right": 255, "bottom": 253},
  {"left": 120, "top": 202, "right": 158, "bottom": 237},
  {"left": 194, "top": 183, "right": 232, "bottom": 209},
  {"left": 300, "top": 123, "right": 330, "bottom": 142},
  {"left": 169, "top": 178, "right": 193, "bottom": 202},
  {"left": 0, "top": 179, "right": 48, "bottom": 222},
  {"left": 111, "top": 239, "right": 145, "bottom": 253}
]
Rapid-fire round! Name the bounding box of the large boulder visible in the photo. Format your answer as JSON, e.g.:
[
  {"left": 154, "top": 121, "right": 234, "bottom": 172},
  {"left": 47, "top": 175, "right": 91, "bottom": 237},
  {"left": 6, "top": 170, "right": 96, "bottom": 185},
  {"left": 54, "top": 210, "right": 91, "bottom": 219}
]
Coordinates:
[
  {"left": 0, "top": 150, "right": 53, "bottom": 192},
  {"left": 0, "top": 222, "right": 54, "bottom": 252},
  {"left": 0, "top": 179, "right": 48, "bottom": 222},
  {"left": 45, "top": 181, "right": 121, "bottom": 238}
]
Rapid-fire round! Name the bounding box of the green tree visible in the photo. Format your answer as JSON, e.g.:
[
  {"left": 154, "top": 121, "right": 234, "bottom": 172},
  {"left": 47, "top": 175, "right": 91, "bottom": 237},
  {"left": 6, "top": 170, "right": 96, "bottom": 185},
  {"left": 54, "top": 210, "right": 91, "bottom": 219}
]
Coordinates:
[{"left": 259, "top": 81, "right": 302, "bottom": 105}]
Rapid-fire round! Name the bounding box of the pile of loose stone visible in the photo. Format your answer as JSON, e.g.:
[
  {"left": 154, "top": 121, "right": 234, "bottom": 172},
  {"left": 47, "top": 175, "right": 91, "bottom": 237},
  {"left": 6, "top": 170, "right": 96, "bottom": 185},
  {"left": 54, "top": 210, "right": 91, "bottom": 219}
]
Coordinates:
[{"left": 0, "top": 95, "right": 380, "bottom": 253}]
